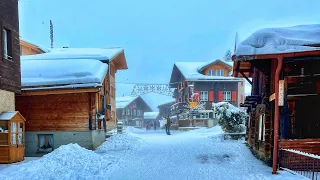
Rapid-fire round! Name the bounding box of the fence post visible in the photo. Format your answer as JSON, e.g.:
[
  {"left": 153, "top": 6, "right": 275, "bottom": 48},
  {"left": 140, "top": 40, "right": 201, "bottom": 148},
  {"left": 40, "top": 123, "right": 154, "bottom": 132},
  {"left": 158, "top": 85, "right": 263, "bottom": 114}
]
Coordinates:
[{"left": 312, "top": 159, "right": 315, "bottom": 180}]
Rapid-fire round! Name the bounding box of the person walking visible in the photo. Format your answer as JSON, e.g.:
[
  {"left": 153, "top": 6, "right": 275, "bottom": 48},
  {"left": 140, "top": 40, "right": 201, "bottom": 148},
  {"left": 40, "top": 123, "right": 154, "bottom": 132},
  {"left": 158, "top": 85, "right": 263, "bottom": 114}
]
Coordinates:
[{"left": 166, "top": 116, "right": 171, "bottom": 135}]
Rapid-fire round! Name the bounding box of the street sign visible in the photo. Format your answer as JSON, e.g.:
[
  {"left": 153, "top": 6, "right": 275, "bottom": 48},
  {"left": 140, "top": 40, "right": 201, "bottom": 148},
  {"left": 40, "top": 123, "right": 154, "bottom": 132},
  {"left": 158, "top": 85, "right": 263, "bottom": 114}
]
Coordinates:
[
  {"left": 189, "top": 102, "right": 198, "bottom": 108},
  {"left": 279, "top": 80, "right": 284, "bottom": 106}
]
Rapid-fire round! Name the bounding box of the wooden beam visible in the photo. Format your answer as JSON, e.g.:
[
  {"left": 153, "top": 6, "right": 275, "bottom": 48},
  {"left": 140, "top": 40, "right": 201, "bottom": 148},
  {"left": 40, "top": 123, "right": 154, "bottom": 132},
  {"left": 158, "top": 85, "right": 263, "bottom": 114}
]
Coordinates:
[
  {"left": 20, "top": 88, "right": 100, "bottom": 96},
  {"left": 240, "top": 71, "right": 252, "bottom": 85}
]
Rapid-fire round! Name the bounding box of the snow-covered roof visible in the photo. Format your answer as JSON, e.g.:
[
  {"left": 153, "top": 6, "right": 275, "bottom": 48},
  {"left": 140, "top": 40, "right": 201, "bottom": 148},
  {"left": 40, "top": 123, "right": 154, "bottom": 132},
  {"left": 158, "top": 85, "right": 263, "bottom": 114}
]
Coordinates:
[
  {"left": 157, "top": 99, "right": 176, "bottom": 107},
  {"left": 21, "top": 59, "right": 108, "bottom": 89},
  {"left": 22, "top": 47, "right": 124, "bottom": 62},
  {"left": 235, "top": 24, "right": 320, "bottom": 56},
  {"left": 0, "top": 112, "right": 24, "bottom": 121},
  {"left": 116, "top": 96, "right": 139, "bottom": 109},
  {"left": 144, "top": 112, "right": 159, "bottom": 120},
  {"left": 174, "top": 62, "right": 242, "bottom": 81},
  {"left": 198, "top": 59, "right": 233, "bottom": 72}
]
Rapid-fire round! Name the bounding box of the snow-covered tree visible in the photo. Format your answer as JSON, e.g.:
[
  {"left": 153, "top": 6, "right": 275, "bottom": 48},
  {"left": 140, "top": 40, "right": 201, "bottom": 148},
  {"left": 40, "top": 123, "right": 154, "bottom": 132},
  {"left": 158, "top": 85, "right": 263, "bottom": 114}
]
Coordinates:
[
  {"left": 214, "top": 102, "right": 248, "bottom": 133},
  {"left": 223, "top": 49, "right": 232, "bottom": 62}
]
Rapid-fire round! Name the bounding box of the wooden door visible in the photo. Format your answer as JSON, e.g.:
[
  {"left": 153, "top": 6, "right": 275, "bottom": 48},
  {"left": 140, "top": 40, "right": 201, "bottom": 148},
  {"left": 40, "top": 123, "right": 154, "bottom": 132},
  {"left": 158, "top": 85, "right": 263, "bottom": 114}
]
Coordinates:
[
  {"left": 9, "top": 121, "right": 18, "bottom": 163},
  {"left": 17, "top": 122, "right": 24, "bottom": 161}
]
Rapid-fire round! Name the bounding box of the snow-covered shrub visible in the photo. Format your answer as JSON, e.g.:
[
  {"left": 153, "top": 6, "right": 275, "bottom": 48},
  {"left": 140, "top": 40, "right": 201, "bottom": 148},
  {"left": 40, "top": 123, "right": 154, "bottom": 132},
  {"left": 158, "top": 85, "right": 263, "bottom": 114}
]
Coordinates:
[{"left": 214, "top": 102, "right": 248, "bottom": 133}]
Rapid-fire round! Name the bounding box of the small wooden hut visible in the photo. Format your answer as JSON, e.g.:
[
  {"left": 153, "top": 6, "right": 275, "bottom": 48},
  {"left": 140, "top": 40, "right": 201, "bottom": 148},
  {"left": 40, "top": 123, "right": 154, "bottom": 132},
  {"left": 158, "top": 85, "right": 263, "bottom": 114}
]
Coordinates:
[{"left": 0, "top": 112, "right": 25, "bottom": 163}]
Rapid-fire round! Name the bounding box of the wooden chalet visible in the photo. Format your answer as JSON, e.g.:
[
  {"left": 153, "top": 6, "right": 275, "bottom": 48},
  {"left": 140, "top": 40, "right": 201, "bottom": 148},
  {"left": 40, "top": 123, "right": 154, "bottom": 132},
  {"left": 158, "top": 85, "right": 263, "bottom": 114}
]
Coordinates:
[
  {"left": 169, "top": 59, "right": 245, "bottom": 121},
  {"left": 116, "top": 96, "right": 152, "bottom": 127},
  {"left": 233, "top": 24, "right": 320, "bottom": 174},
  {"left": 16, "top": 48, "right": 127, "bottom": 156}
]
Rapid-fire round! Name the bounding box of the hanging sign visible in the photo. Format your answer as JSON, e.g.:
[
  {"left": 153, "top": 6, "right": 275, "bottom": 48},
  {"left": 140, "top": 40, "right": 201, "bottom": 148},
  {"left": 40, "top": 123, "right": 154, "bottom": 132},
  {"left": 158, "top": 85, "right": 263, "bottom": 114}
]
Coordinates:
[
  {"left": 189, "top": 102, "right": 198, "bottom": 108},
  {"left": 279, "top": 80, "right": 284, "bottom": 106}
]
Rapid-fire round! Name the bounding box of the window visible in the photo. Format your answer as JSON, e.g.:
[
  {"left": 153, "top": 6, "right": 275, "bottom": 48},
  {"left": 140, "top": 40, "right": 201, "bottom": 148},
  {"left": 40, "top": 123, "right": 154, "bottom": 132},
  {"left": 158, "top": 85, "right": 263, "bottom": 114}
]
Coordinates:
[
  {"left": 223, "top": 91, "right": 231, "bottom": 101},
  {"left": 200, "top": 91, "right": 208, "bottom": 101},
  {"left": 137, "top": 110, "right": 141, "bottom": 116},
  {"left": 3, "top": 28, "right": 12, "bottom": 60},
  {"left": 208, "top": 69, "right": 215, "bottom": 76},
  {"left": 126, "top": 109, "right": 131, "bottom": 115},
  {"left": 217, "top": 70, "right": 224, "bottom": 76},
  {"left": 38, "top": 134, "right": 53, "bottom": 153},
  {"left": 122, "top": 109, "right": 125, "bottom": 116},
  {"left": 133, "top": 109, "right": 137, "bottom": 116}
]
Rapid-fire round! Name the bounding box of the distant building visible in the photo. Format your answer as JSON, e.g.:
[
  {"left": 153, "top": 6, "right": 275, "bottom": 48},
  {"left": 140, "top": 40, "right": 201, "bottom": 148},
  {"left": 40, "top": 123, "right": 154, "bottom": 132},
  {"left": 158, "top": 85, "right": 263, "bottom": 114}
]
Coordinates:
[
  {"left": 20, "top": 40, "right": 46, "bottom": 55},
  {"left": 116, "top": 96, "right": 152, "bottom": 127},
  {"left": 143, "top": 112, "right": 160, "bottom": 128},
  {"left": 169, "top": 59, "right": 245, "bottom": 117},
  {"left": 157, "top": 100, "right": 175, "bottom": 119},
  {"left": 16, "top": 48, "right": 128, "bottom": 156}
]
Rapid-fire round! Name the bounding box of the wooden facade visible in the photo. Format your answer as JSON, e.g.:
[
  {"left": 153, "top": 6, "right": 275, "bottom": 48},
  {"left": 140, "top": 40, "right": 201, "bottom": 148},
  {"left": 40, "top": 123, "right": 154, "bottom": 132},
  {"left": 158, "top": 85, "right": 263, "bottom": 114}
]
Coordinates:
[
  {"left": 170, "top": 60, "right": 245, "bottom": 116},
  {"left": 234, "top": 49, "right": 320, "bottom": 173},
  {"left": 0, "top": 0, "right": 21, "bottom": 93}
]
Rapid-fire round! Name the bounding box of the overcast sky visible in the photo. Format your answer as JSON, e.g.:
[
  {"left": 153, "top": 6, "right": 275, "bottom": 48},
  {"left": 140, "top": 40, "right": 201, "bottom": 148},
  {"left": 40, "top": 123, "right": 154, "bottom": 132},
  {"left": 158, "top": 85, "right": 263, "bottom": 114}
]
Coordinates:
[{"left": 19, "top": 0, "right": 320, "bottom": 110}]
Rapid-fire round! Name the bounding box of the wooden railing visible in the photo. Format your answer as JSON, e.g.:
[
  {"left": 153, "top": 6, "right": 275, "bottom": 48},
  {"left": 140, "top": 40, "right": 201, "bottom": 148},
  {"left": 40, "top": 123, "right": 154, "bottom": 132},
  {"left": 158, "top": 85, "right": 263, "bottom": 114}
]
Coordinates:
[{"left": 280, "top": 149, "right": 320, "bottom": 180}]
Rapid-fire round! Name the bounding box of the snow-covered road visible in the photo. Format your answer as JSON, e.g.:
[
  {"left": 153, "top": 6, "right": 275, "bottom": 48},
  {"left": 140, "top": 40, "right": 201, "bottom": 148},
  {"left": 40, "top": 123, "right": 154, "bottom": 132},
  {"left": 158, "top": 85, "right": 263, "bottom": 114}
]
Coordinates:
[
  {"left": 0, "top": 127, "right": 306, "bottom": 180},
  {"left": 107, "top": 127, "right": 304, "bottom": 180}
]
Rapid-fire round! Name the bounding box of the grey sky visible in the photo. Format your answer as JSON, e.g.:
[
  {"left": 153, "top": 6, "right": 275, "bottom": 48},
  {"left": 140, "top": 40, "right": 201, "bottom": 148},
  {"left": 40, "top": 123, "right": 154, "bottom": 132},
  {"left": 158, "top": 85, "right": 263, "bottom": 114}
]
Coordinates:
[{"left": 19, "top": 0, "right": 320, "bottom": 110}]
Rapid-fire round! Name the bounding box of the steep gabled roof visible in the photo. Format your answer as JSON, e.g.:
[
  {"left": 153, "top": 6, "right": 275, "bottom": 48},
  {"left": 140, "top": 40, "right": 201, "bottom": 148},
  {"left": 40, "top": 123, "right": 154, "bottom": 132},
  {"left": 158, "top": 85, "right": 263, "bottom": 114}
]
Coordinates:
[
  {"left": 170, "top": 60, "right": 243, "bottom": 83},
  {"left": 116, "top": 96, "right": 152, "bottom": 111},
  {"left": 198, "top": 59, "right": 233, "bottom": 72}
]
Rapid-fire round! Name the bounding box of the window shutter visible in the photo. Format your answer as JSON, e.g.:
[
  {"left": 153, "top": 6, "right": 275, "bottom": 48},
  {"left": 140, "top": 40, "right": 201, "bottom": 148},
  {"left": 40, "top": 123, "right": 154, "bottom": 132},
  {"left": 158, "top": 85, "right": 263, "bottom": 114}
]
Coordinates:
[
  {"left": 232, "top": 91, "right": 237, "bottom": 102},
  {"left": 209, "top": 91, "right": 214, "bottom": 101},
  {"left": 218, "top": 91, "right": 223, "bottom": 101},
  {"left": 195, "top": 91, "right": 200, "bottom": 101}
]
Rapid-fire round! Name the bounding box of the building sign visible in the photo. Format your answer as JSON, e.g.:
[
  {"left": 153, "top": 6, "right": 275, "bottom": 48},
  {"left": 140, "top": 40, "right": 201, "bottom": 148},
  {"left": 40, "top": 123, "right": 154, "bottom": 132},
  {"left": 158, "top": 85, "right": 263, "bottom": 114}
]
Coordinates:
[
  {"left": 269, "top": 93, "right": 275, "bottom": 102},
  {"left": 279, "top": 80, "right": 284, "bottom": 106},
  {"left": 189, "top": 102, "right": 198, "bottom": 108}
]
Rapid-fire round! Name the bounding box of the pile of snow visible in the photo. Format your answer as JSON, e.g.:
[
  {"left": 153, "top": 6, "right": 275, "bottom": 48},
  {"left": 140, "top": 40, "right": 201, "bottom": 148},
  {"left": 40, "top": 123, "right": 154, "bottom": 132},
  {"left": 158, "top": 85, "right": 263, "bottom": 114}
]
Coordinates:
[
  {"left": 0, "top": 144, "right": 111, "bottom": 180},
  {"left": 95, "top": 132, "right": 144, "bottom": 153},
  {"left": 214, "top": 102, "right": 248, "bottom": 133},
  {"left": 21, "top": 59, "right": 108, "bottom": 88},
  {"left": 236, "top": 24, "right": 320, "bottom": 56}
]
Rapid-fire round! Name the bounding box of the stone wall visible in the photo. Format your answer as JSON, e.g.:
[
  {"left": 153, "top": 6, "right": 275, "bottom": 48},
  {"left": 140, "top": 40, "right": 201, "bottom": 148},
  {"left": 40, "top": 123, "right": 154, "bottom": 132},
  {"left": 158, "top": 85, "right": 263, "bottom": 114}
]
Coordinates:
[{"left": 0, "top": 90, "right": 15, "bottom": 113}]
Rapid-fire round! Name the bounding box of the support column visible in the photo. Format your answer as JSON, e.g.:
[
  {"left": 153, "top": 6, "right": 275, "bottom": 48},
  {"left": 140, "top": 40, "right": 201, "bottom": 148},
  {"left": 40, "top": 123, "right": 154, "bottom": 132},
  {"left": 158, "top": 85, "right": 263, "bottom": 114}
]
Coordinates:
[{"left": 272, "top": 56, "right": 283, "bottom": 174}]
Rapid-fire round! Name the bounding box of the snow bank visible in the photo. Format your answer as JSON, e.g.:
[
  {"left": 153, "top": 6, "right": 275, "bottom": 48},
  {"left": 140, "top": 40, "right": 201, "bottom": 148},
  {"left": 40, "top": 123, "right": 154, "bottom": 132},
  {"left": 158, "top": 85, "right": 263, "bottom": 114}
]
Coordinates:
[
  {"left": 95, "top": 132, "right": 144, "bottom": 153},
  {"left": 0, "top": 144, "right": 110, "bottom": 180},
  {"left": 236, "top": 24, "right": 320, "bottom": 56}
]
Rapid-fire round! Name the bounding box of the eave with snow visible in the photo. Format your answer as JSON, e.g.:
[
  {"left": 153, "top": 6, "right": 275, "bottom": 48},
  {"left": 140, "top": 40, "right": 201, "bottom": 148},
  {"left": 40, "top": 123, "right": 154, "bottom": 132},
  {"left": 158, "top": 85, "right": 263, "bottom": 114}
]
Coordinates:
[
  {"left": 232, "top": 24, "right": 320, "bottom": 174},
  {"left": 20, "top": 47, "right": 127, "bottom": 94}
]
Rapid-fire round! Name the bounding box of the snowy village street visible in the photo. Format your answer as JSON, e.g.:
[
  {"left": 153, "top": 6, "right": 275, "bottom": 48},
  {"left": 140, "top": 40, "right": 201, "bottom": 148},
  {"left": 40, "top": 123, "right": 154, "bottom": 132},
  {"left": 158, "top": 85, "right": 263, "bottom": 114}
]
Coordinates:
[{"left": 0, "top": 127, "right": 305, "bottom": 180}]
